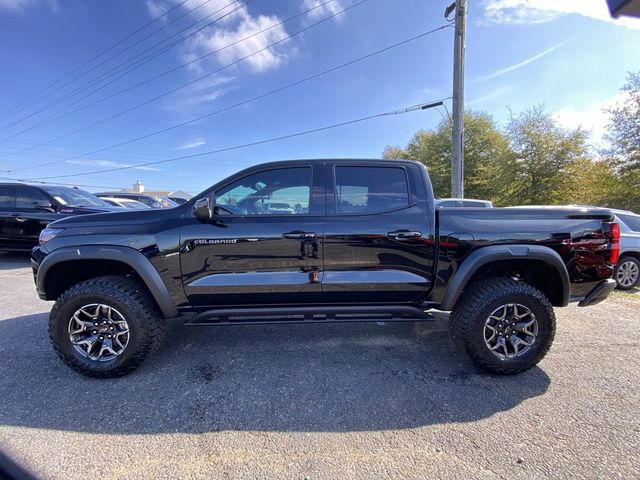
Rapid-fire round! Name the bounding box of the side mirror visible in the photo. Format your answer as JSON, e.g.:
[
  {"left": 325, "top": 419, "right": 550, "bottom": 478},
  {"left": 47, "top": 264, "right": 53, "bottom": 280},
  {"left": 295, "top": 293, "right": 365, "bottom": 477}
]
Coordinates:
[
  {"left": 34, "top": 200, "right": 55, "bottom": 212},
  {"left": 193, "top": 197, "right": 213, "bottom": 221}
]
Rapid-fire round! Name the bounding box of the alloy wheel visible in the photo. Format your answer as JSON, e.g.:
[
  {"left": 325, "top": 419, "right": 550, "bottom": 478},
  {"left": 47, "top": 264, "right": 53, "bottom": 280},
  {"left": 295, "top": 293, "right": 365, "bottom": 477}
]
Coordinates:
[
  {"left": 484, "top": 303, "right": 538, "bottom": 359},
  {"left": 68, "top": 304, "right": 130, "bottom": 361},
  {"left": 617, "top": 260, "right": 639, "bottom": 288}
]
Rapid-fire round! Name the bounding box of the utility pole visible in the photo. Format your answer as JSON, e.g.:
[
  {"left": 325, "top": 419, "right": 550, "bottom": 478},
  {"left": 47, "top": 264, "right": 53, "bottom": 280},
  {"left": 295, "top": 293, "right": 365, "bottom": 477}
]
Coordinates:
[{"left": 451, "top": 0, "right": 466, "bottom": 198}]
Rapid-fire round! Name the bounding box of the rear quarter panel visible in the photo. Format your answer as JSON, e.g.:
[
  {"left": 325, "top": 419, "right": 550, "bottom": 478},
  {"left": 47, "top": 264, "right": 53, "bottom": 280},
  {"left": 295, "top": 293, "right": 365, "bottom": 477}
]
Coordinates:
[{"left": 431, "top": 207, "right": 616, "bottom": 305}]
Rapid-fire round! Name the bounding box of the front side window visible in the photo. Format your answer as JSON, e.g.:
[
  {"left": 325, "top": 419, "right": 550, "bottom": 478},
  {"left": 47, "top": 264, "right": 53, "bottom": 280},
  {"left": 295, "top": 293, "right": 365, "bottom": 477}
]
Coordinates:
[
  {"left": 16, "top": 187, "right": 50, "bottom": 209},
  {"left": 215, "top": 167, "right": 311, "bottom": 215},
  {"left": 334, "top": 166, "right": 409, "bottom": 214}
]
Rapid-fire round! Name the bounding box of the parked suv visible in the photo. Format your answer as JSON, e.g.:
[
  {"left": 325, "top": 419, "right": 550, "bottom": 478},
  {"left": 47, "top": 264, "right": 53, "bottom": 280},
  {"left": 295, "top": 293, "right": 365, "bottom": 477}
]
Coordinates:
[
  {"left": 95, "top": 192, "right": 177, "bottom": 209},
  {"left": 612, "top": 210, "right": 640, "bottom": 290},
  {"left": 0, "top": 183, "right": 113, "bottom": 251},
  {"left": 31, "top": 159, "right": 618, "bottom": 378}
]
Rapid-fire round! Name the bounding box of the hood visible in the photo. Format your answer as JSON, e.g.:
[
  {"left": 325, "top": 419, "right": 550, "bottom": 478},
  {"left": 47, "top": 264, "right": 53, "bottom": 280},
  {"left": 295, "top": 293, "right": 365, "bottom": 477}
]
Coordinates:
[
  {"left": 50, "top": 205, "right": 183, "bottom": 228},
  {"left": 57, "top": 205, "right": 120, "bottom": 215}
]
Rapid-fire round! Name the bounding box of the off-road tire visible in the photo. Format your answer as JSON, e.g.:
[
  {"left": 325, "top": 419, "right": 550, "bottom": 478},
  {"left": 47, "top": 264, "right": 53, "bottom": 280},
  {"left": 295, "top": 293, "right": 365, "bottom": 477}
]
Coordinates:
[
  {"left": 449, "top": 277, "right": 556, "bottom": 375},
  {"left": 49, "top": 275, "right": 167, "bottom": 378}
]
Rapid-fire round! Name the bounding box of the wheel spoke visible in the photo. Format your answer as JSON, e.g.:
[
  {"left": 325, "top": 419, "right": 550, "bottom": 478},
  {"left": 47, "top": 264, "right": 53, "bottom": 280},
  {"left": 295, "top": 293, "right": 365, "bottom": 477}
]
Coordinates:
[
  {"left": 98, "top": 339, "right": 118, "bottom": 358},
  {"left": 515, "top": 319, "right": 536, "bottom": 336},
  {"left": 73, "top": 335, "right": 98, "bottom": 354}
]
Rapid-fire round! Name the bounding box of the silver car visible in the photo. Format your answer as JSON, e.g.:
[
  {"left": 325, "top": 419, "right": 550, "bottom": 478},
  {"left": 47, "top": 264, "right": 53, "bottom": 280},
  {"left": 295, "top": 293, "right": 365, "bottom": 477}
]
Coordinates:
[{"left": 613, "top": 210, "right": 640, "bottom": 290}]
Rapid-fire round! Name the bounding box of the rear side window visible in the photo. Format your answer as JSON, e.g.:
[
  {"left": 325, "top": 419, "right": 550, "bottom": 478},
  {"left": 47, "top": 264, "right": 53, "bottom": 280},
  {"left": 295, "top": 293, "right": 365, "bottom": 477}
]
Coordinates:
[
  {"left": 334, "top": 166, "right": 409, "bottom": 214},
  {"left": 16, "top": 187, "right": 49, "bottom": 209},
  {"left": 0, "top": 185, "right": 15, "bottom": 209},
  {"left": 619, "top": 214, "right": 640, "bottom": 232}
]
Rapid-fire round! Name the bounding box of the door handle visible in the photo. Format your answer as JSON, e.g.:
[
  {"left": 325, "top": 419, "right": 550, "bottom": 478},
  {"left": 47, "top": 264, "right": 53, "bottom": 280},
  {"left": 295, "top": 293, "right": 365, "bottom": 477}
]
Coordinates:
[
  {"left": 10, "top": 213, "right": 27, "bottom": 223},
  {"left": 388, "top": 230, "right": 422, "bottom": 240},
  {"left": 283, "top": 231, "right": 317, "bottom": 240}
]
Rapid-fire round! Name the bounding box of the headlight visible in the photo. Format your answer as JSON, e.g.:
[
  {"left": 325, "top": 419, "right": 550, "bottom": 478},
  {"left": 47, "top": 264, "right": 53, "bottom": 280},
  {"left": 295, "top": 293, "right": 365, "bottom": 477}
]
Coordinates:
[{"left": 39, "top": 227, "right": 64, "bottom": 245}]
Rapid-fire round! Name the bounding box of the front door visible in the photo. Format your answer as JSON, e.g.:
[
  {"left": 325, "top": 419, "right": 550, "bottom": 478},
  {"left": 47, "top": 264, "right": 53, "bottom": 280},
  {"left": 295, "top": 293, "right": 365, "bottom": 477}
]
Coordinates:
[
  {"left": 322, "top": 162, "right": 434, "bottom": 304},
  {"left": 180, "top": 164, "right": 325, "bottom": 307},
  {"left": 10, "top": 186, "right": 59, "bottom": 250}
]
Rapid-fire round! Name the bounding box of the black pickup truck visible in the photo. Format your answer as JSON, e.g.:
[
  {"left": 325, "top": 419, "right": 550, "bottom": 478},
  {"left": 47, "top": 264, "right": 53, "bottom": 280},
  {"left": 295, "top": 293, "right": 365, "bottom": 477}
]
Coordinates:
[{"left": 31, "top": 159, "right": 619, "bottom": 378}]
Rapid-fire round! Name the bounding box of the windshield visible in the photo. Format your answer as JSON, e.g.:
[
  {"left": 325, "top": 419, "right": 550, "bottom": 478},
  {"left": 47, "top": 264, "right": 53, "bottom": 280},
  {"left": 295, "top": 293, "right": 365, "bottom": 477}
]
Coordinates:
[
  {"left": 123, "top": 200, "right": 149, "bottom": 210},
  {"left": 40, "top": 186, "right": 110, "bottom": 208}
]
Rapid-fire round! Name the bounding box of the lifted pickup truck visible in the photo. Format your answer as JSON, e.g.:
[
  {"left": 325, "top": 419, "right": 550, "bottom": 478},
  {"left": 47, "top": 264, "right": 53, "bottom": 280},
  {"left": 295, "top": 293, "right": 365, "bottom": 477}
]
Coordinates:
[{"left": 31, "top": 159, "right": 619, "bottom": 378}]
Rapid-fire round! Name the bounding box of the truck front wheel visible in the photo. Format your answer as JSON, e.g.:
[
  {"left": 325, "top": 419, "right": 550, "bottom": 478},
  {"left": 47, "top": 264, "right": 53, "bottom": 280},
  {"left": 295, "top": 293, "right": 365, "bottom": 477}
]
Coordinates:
[
  {"left": 49, "top": 276, "right": 167, "bottom": 378},
  {"left": 449, "top": 278, "right": 556, "bottom": 375}
]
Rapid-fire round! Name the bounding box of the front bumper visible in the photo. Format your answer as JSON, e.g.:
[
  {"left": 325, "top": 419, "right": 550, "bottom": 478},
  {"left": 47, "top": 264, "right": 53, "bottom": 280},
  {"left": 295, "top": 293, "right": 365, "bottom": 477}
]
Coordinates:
[{"left": 577, "top": 279, "right": 616, "bottom": 307}]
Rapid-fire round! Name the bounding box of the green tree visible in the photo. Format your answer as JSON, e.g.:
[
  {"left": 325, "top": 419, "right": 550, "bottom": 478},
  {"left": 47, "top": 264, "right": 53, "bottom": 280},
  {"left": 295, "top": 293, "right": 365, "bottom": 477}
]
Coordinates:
[
  {"left": 563, "top": 158, "right": 620, "bottom": 207},
  {"left": 605, "top": 71, "right": 640, "bottom": 172},
  {"left": 383, "top": 111, "right": 511, "bottom": 200},
  {"left": 500, "top": 106, "right": 588, "bottom": 205}
]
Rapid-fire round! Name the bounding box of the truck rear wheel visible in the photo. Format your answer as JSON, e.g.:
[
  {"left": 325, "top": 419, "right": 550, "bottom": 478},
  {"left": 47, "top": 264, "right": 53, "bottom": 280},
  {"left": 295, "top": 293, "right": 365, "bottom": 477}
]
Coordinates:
[
  {"left": 49, "top": 275, "right": 167, "bottom": 378},
  {"left": 449, "top": 277, "right": 556, "bottom": 375}
]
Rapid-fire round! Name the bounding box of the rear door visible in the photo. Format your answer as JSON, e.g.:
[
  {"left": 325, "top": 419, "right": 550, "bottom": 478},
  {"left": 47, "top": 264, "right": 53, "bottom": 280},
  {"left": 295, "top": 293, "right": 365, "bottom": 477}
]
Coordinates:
[
  {"left": 323, "top": 162, "right": 435, "bottom": 304},
  {"left": 180, "top": 164, "right": 325, "bottom": 307},
  {"left": 0, "top": 185, "right": 16, "bottom": 249}
]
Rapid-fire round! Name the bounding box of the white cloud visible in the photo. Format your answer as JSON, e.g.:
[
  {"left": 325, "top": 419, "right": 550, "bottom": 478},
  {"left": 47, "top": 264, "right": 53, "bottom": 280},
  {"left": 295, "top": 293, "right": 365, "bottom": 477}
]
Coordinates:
[
  {"left": 174, "top": 139, "right": 206, "bottom": 150},
  {"left": 150, "top": 0, "right": 293, "bottom": 74},
  {"left": 481, "top": 0, "right": 640, "bottom": 30},
  {"left": 552, "top": 92, "right": 628, "bottom": 146},
  {"left": 146, "top": 0, "right": 169, "bottom": 22},
  {"left": 476, "top": 37, "right": 574, "bottom": 81},
  {"left": 66, "top": 159, "right": 159, "bottom": 172},
  {"left": 303, "top": 0, "right": 346, "bottom": 23},
  {"left": 192, "top": 11, "right": 291, "bottom": 73},
  {"left": 0, "top": 0, "right": 58, "bottom": 12}
]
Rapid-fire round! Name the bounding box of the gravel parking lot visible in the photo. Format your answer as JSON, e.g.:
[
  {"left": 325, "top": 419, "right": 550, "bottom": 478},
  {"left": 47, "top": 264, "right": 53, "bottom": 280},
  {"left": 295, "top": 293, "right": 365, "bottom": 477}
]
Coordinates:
[{"left": 1, "top": 252, "right": 639, "bottom": 479}]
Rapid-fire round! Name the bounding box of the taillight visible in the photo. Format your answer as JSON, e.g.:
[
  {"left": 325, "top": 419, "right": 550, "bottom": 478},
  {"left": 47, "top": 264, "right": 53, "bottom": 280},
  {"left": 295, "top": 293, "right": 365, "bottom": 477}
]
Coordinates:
[{"left": 607, "top": 222, "right": 620, "bottom": 264}]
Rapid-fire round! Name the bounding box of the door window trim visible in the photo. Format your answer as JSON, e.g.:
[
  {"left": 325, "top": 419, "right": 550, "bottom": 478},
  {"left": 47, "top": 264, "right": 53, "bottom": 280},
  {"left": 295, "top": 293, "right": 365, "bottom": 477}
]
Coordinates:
[{"left": 329, "top": 164, "right": 415, "bottom": 217}]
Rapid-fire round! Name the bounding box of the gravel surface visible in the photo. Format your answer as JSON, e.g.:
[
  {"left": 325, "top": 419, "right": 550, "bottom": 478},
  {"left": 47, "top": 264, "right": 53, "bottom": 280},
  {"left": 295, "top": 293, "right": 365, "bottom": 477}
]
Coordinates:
[{"left": 1, "top": 251, "right": 639, "bottom": 479}]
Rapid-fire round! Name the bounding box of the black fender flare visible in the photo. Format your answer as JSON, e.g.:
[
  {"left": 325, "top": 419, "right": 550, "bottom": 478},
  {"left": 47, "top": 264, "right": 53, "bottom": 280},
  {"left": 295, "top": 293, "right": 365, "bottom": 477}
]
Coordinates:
[
  {"left": 37, "top": 245, "right": 178, "bottom": 318},
  {"left": 439, "top": 245, "right": 570, "bottom": 311}
]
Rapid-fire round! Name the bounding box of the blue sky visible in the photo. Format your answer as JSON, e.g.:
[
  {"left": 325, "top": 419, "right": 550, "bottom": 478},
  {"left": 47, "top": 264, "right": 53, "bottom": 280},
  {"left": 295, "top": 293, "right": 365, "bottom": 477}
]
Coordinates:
[{"left": 0, "top": 0, "right": 638, "bottom": 194}]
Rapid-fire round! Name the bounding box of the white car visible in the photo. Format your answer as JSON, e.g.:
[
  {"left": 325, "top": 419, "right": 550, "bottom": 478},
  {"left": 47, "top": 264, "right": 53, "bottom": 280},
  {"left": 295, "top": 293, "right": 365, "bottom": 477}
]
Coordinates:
[
  {"left": 99, "top": 197, "right": 151, "bottom": 210},
  {"left": 435, "top": 198, "right": 493, "bottom": 208}
]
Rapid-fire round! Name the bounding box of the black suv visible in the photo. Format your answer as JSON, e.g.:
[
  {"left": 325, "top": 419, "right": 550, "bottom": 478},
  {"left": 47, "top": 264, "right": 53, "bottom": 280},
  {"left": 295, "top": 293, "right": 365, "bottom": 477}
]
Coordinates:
[{"left": 0, "top": 183, "right": 113, "bottom": 251}]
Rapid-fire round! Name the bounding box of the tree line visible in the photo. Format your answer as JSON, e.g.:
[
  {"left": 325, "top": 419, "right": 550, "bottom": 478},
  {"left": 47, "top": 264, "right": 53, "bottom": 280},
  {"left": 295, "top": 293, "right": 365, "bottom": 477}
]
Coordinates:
[{"left": 384, "top": 71, "right": 640, "bottom": 212}]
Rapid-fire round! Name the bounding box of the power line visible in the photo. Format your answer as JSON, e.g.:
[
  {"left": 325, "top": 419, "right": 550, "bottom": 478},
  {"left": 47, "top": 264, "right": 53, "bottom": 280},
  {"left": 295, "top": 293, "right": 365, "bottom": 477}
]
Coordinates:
[
  {"left": 0, "top": 0, "right": 362, "bottom": 160},
  {"left": 18, "top": 100, "right": 447, "bottom": 181},
  {"left": 4, "top": 24, "right": 450, "bottom": 174},
  {"left": 4, "top": 0, "right": 341, "bottom": 140},
  {"left": 0, "top": 0, "right": 192, "bottom": 120},
  {"left": 0, "top": 0, "right": 246, "bottom": 134}
]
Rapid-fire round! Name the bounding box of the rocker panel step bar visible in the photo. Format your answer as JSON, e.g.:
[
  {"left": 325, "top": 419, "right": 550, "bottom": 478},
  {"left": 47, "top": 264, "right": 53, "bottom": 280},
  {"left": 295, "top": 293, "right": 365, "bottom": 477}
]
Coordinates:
[{"left": 185, "top": 305, "right": 435, "bottom": 326}]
